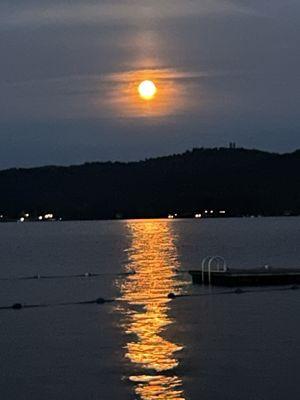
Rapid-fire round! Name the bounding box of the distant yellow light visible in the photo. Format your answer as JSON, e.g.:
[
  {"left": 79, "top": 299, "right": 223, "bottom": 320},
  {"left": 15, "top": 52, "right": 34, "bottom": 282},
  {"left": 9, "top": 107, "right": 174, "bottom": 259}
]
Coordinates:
[{"left": 138, "top": 80, "right": 157, "bottom": 100}]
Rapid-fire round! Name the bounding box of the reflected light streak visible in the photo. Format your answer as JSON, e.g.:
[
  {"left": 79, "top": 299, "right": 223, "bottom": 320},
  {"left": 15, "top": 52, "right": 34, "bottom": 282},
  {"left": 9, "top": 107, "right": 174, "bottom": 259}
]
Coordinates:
[{"left": 117, "top": 220, "right": 186, "bottom": 400}]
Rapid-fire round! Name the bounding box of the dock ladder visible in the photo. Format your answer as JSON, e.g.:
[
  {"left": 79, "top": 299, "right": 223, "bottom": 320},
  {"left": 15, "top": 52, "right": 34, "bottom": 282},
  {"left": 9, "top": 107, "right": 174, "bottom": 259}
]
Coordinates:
[{"left": 201, "top": 256, "right": 227, "bottom": 284}]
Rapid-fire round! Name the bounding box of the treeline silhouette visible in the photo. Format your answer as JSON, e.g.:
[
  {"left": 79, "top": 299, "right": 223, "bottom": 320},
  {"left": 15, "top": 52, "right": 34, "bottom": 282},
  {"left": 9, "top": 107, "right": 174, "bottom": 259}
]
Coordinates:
[{"left": 1, "top": 147, "right": 300, "bottom": 220}]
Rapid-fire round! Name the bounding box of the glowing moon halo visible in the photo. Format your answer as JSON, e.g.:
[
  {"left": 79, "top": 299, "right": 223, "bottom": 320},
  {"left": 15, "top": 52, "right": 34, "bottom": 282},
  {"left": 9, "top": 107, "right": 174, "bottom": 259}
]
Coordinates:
[{"left": 138, "top": 80, "right": 157, "bottom": 100}]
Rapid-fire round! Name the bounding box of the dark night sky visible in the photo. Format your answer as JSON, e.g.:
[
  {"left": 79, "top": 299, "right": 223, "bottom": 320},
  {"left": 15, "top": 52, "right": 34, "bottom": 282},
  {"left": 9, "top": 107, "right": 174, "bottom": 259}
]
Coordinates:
[{"left": 0, "top": 0, "right": 299, "bottom": 168}]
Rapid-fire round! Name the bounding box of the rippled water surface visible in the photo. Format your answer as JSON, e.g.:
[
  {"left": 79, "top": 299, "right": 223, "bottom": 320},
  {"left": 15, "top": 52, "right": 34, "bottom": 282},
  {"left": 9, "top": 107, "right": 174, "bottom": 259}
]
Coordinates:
[{"left": 0, "top": 218, "right": 300, "bottom": 400}]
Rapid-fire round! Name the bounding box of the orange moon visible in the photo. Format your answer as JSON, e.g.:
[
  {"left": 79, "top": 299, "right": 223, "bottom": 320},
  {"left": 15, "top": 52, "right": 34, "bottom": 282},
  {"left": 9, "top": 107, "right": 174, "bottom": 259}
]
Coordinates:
[{"left": 138, "top": 80, "right": 157, "bottom": 100}]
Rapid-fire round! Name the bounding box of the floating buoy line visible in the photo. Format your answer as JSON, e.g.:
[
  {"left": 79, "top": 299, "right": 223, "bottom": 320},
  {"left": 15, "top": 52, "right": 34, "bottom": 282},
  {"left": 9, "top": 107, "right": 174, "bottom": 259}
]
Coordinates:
[
  {"left": 0, "top": 297, "right": 114, "bottom": 311},
  {"left": 0, "top": 285, "right": 298, "bottom": 311},
  {"left": 0, "top": 271, "right": 133, "bottom": 281}
]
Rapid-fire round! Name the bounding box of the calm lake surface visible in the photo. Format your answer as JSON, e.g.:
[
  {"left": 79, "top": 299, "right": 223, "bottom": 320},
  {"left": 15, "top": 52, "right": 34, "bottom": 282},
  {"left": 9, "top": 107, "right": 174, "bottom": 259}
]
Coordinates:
[{"left": 0, "top": 218, "right": 300, "bottom": 400}]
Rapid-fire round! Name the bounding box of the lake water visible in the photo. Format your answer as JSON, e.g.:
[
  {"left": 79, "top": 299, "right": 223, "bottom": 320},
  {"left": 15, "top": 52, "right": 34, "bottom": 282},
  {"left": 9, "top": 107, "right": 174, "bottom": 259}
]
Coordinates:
[{"left": 0, "top": 218, "right": 300, "bottom": 399}]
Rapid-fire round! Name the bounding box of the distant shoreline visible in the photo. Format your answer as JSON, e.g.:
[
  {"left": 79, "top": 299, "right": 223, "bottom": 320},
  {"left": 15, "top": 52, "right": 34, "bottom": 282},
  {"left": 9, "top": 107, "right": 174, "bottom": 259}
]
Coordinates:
[
  {"left": 1, "top": 214, "right": 300, "bottom": 224},
  {"left": 1, "top": 147, "right": 300, "bottom": 220}
]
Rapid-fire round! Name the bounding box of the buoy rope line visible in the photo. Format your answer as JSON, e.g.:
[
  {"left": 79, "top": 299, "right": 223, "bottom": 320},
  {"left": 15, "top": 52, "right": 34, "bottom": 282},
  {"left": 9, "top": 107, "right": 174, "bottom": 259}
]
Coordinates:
[
  {"left": 0, "top": 269, "right": 192, "bottom": 282},
  {"left": 0, "top": 297, "right": 114, "bottom": 310},
  {"left": 0, "top": 271, "right": 133, "bottom": 281},
  {"left": 0, "top": 285, "right": 298, "bottom": 311}
]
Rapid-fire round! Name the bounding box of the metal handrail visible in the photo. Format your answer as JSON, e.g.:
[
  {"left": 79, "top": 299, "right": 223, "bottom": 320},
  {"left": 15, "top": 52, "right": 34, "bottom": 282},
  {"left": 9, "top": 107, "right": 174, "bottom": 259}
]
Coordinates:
[
  {"left": 201, "top": 256, "right": 212, "bottom": 283},
  {"left": 201, "top": 256, "right": 227, "bottom": 284}
]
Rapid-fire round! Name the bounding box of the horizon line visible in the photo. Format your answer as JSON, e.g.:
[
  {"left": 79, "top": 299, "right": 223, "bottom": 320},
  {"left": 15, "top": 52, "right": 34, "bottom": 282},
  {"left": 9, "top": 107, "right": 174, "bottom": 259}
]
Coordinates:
[{"left": 2, "top": 145, "right": 300, "bottom": 173}]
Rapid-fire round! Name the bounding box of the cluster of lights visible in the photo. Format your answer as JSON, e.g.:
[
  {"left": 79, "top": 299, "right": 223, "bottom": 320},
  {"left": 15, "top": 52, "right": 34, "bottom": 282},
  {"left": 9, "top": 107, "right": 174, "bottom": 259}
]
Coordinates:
[
  {"left": 168, "top": 210, "right": 227, "bottom": 219},
  {"left": 204, "top": 210, "right": 214, "bottom": 215},
  {"left": 168, "top": 213, "right": 178, "bottom": 219},
  {"left": 44, "top": 213, "right": 54, "bottom": 220},
  {"left": 196, "top": 210, "right": 226, "bottom": 218},
  {"left": 19, "top": 213, "right": 30, "bottom": 222},
  {"left": 19, "top": 212, "right": 55, "bottom": 222},
  {"left": 38, "top": 213, "right": 54, "bottom": 221}
]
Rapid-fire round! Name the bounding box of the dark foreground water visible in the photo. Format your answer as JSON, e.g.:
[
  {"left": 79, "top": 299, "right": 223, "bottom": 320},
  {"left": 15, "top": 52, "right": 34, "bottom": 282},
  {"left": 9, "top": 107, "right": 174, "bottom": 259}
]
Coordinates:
[{"left": 0, "top": 218, "right": 299, "bottom": 400}]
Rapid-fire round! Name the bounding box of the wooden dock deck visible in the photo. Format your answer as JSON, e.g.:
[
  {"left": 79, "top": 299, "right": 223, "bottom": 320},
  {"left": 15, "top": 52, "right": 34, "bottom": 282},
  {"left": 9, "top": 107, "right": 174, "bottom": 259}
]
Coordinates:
[{"left": 189, "top": 267, "right": 300, "bottom": 286}]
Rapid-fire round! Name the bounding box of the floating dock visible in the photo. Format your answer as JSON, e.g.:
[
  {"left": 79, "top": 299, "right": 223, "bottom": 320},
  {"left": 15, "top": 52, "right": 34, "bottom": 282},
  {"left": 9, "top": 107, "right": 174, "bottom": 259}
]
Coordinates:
[{"left": 189, "top": 267, "right": 300, "bottom": 286}]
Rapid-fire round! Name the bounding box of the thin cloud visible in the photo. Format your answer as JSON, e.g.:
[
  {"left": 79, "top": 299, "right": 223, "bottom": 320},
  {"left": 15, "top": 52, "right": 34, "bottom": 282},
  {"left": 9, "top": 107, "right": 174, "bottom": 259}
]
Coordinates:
[{"left": 0, "top": 1, "right": 258, "bottom": 29}]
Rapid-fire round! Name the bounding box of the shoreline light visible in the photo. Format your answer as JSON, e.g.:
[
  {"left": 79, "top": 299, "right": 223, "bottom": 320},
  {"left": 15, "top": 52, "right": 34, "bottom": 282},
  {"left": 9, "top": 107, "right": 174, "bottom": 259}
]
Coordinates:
[{"left": 44, "top": 213, "right": 54, "bottom": 220}]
